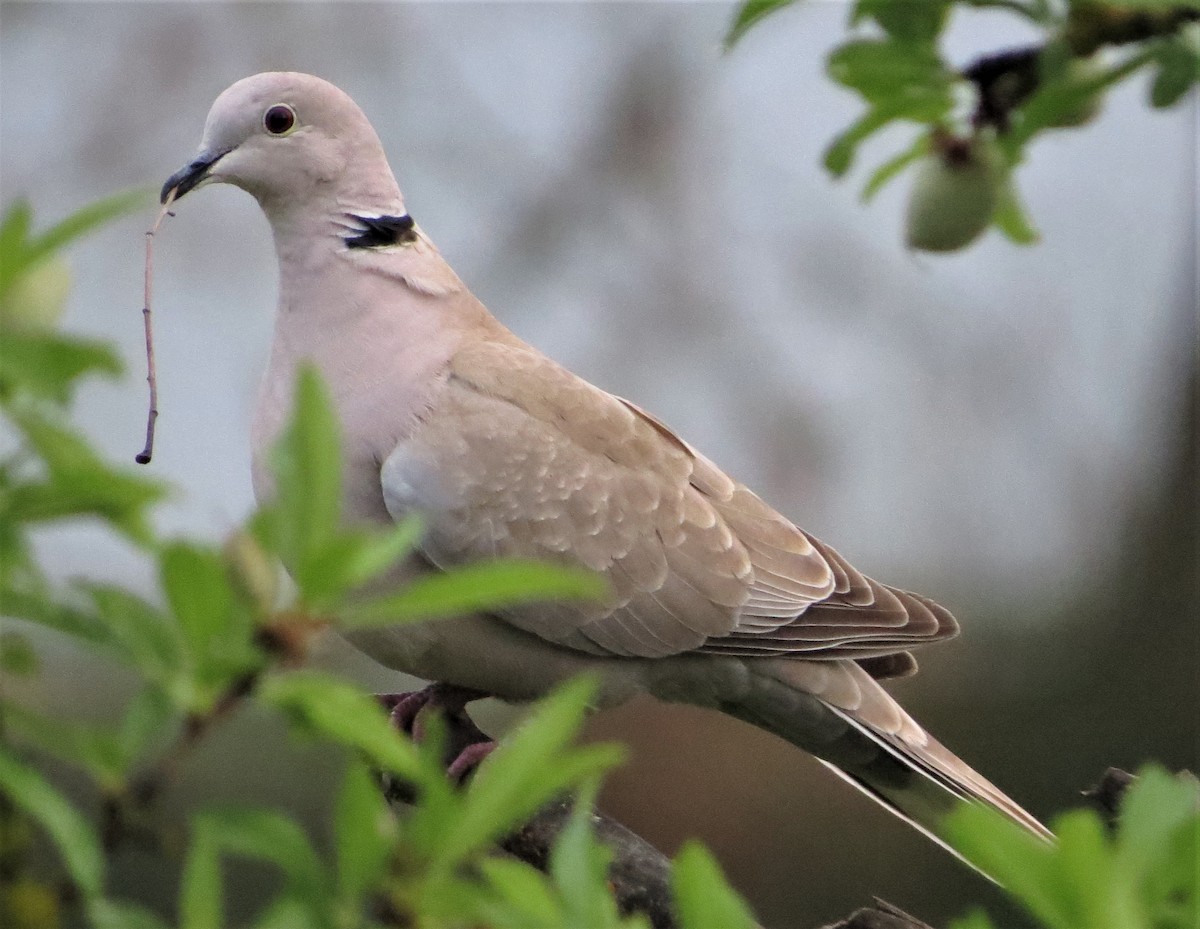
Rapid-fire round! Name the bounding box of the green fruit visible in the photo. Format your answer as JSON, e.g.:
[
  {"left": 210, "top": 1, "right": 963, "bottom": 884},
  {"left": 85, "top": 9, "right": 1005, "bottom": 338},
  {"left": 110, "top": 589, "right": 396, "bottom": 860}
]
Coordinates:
[
  {"left": 1045, "top": 56, "right": 1105, "bottom": 129},
  {"left": 905, "top": 137, "right": 1005, "bottom": 253},
  {"left": 0, "top": 257, "right": 71, "bottom": 331}
]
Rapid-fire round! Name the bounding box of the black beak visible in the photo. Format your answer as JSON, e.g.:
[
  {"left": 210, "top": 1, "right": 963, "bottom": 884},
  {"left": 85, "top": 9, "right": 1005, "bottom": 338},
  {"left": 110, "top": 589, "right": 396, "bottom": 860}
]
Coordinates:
[{"left": 160, "top": 148, "right": 230, "bottom": 203}]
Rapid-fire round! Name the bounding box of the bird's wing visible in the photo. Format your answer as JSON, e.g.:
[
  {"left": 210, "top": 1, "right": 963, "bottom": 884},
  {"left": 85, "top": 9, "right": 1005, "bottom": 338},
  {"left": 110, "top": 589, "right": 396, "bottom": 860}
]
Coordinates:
[{"left": 380, "top": 339, "right": 956, "bottom": 661}]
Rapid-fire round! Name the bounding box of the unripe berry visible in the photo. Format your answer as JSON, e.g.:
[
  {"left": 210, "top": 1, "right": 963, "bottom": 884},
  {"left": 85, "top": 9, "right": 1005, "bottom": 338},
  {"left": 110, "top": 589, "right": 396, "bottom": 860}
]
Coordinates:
[{"left": 905, "top": 134, "right": 1005, "bottom": 253}]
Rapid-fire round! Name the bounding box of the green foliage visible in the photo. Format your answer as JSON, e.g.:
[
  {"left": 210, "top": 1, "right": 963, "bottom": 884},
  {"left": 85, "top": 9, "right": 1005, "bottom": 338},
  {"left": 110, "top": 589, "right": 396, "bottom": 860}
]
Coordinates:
[
  {"left": 0, "top": 195, "right": 753, "bottom": 928},
  {"left": 724, "top": 0, "right": 803, "bottom": 50},
  {"left": 726, "top": 0, "right": 1200, "bottom": 250},
  {"left": 0, "top": 190, "right": 149, "bottom": 304},
  {"left": 4, "top": 191, "right": 1194, "bottom": 929},
  {"left": 0, "top": 746, "right": 105, "bottom": 900},
  {"left": 672, "top": 843, "right": 758, "bottom": 929},
  {"left": 945, "top": 765, "right": 1200, "bottom": 929}
]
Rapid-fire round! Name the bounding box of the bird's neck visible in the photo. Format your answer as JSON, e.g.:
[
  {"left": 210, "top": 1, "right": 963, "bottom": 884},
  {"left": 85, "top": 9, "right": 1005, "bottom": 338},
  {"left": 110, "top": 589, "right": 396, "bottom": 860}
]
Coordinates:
[{"left": 251, "top": 195, "right": 495, "bottom": 523}]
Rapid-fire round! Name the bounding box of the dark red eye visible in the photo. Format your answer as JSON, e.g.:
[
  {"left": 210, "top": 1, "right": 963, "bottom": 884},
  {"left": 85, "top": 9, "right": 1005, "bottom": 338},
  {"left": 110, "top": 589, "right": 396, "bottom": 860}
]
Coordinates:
[{"left": 263, "top": 104, "right": 296, "bottom": 135}]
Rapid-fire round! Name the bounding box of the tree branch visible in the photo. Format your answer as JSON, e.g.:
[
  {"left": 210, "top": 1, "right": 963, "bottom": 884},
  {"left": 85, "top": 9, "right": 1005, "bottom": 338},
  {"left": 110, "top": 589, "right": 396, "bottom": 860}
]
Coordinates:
[
  {"left": 499, "top": 795, "right": 680, "bottom": 929},
  {"left": 381, "top": 694, "right": 1178, "bottom": 929},
  {"left": 962, "top": 3, "right": 1198, "bottom": 129},
  {"left": 818, "top": 899, "right": 937, "bottom": 929}
]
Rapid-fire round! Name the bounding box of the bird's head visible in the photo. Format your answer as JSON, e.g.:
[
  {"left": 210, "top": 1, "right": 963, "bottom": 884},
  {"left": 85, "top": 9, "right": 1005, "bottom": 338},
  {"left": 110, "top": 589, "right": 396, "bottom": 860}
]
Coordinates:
[{"left": 161, "top": 72, "right": 402, "bottom": 218}]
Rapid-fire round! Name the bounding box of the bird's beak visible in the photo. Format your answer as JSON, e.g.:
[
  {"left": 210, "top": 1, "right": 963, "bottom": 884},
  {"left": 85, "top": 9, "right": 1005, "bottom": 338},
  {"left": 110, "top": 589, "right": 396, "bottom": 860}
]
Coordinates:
[{"left": 160, "top": 148, "right": 230, "bottom": 203}]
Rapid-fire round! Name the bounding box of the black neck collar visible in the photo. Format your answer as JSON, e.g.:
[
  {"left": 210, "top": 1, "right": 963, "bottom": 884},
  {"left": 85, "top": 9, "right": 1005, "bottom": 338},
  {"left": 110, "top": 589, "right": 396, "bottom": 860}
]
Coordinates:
[{"left": 344, "top": 213, "right": 417, "bottom": 249}]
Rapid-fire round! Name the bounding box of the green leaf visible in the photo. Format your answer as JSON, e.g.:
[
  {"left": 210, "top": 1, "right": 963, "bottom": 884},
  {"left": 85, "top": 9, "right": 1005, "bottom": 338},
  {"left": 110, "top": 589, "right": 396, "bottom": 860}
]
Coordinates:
[
  {"left": 724, "top": 0, "right": 802, "bottom": 51},
  {"left": 182, "top": 807, "right": 329, "bottom": 929},
  {"left": 960, "top": 0, "right": 1047, "bottom": 22},
  {"left": 1140, "top": 811, "right": 1198, "bottom": 927},
  {"left": 81, "top": 583, "right": 185, "bottom": 686},
  {"left": 250, "top": 894, "right": 328, "bottom": 929},
  {"left": 0, "top": 200, "right": 33, "bottom": 269},
  {"left": 162, "top": 543, "right": 236, "bottom": 652},
  {"left": 179, "top": 822, "right": 221, "bottom": 929},
  {"left": 116, "top": 687, "right": 175, "bottom": 770},
  {"left": 1052, "top": 810, "right": 1123, "bottom": 928},
  {"left": 336, "top": 516, "right": 423, "bottom": 588},
  {"left": 1115, "top": 765, "right": 1200, "bottom": 877},
  {"left": 0, "top": 583, "right": 109, "bottom": 647},
  {"left": 205, "top": 807, "right": 326, "bottom": 890},
  {"left": 0, "top": 189, "right": 151, "bottom": 298},
  {"left": 1102, "top": 0, "right": 1200, "bottom": 10},
  {"left": 671, "top": 842, "right": 757, "bottom": 929},
  {"left": 269, "top": 365, "right": 342, "bottom": 596},
  {"left": 343, "top": 560, "right": 607, "bottom": 628},
  {"left": 948, "top": 911, "right": 998, "bottom": 929},
  {"left": 159, "top": 542, "right": 258, "bottom": 696},
  {"left": 550, "top": 784, "right": 623, "bottom": 929},
  {"left": 335, "top": 760, "right": 396, "bottom": 910},
  {"left": 1011, "top": 48, "right": 1157, "bottom": 147},
  {"left": 861, "top": 133, "right": 931, "bottom": 201},
  {"left": 823, "top": 93, "right": 950, "bottom": 177},
  {"left": 0, "top": 630, "right": 39, "bottom": 676},
  {"left": 992, "top": 176, "right": 1041, "bottom": 245},
  {"left": 827, "top": 39, "right": 952, "bottom": 104},
  {"left": 0, "top": 744, "right": 104, "bottom": 898},
  {"left": 428, "top": 677, "right": 622, "bottom": 869},
  {"left": 478, "top": 858, "right": 562, "bottom": 925},
  {"left": 945, "top": 804, "right": 1072, "bottom": 929},
  {"left": 1150, "top": 38, "right": 1198, "bottom": 107},
  {"left": 260, "top": 671, "right": 426, "bottom": 781},
  {"left": 5, "top": 406, "right": 164, "bottom": 541},
  {"left": 0, "top": 329, "right": 122, "bottom": 404},
  {"left": 88, "top": 899, "right": 173, "bottom": 929},
  {"left": 853, "top": 0, "right": 951, "bottom": 43},
  {"left": 0, "top": 700, "right": 126, "bottom": 786},
  {"left": 289, "top": 518, "right": 423, "bottom": 611}
]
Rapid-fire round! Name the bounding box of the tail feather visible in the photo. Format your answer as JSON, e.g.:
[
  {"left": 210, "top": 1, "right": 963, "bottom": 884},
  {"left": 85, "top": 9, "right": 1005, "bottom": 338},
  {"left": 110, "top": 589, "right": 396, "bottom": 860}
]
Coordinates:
[{"left": 726, "top": 658, "right": 1054, "bottom": 867}]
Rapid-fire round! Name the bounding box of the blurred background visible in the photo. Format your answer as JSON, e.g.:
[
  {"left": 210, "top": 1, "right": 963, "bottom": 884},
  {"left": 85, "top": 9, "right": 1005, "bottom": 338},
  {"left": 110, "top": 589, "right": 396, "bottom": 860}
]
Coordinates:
[{"left": 1, "top": 2, "right": 1195, "bottom": 926}]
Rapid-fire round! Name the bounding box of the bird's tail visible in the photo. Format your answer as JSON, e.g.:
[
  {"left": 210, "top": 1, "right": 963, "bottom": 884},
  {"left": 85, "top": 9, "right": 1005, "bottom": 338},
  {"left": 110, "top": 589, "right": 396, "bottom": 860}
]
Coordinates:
[{"left": 723, "top": 658, "right": 1053, "bottom": 866}]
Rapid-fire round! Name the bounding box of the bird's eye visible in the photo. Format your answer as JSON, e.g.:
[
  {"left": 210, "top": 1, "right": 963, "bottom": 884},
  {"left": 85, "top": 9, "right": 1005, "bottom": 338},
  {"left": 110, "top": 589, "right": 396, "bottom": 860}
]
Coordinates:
[{"left": 263, "top": 104, "right": 296, "bottom": 135}]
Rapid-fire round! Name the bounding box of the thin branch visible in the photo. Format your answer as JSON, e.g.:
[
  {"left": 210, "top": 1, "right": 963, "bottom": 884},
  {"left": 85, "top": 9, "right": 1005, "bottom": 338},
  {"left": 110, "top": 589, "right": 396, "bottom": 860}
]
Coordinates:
[{"left": 135, "top": 189, "right": 175, "bottom": 465}]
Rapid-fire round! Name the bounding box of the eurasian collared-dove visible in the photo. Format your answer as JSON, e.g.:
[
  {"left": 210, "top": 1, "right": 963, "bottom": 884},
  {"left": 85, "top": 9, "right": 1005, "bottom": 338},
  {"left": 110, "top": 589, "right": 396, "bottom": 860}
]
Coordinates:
[{"left": 162, "top": 72, "right": 1052, "bottom": 857}]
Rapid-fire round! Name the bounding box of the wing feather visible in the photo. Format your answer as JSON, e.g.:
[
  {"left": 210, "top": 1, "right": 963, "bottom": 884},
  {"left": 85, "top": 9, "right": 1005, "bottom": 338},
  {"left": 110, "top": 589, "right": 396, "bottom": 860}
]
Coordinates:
[{"left": 380, "top": 340, "right": 957, "bottom": 664}]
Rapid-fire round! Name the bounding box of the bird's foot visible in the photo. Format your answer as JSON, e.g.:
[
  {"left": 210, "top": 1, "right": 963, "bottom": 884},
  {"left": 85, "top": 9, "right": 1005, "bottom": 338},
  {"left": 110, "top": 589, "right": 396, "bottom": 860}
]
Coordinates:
[{"left": 377, "top": 683, "right": 495, "bottom": 784}]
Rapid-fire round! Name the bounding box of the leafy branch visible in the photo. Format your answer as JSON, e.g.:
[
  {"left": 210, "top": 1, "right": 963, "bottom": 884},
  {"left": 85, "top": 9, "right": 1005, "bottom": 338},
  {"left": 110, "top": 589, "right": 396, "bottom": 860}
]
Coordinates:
[{"left": 726, "top": 0, "right": 1200, "bottom": 251}]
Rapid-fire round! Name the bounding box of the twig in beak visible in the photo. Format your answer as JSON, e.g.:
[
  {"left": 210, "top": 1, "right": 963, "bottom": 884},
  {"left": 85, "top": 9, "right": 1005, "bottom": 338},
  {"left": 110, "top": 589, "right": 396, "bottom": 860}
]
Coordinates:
[{"left": 135, "top": 188, "right": 176, "bottom": 465}]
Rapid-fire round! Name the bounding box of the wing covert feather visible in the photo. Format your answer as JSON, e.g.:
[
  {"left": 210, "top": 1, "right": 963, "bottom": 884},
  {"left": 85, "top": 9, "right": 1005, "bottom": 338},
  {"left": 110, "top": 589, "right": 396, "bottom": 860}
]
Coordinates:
[{"left": 379, "top": 340, "right": 957, "bottom": 662}]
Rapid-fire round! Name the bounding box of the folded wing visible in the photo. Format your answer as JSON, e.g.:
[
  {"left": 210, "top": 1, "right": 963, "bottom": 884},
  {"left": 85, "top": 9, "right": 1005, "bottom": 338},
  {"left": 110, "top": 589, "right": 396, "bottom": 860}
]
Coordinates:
[{"left": 379, "top": 339, "right": 957, "bottom": 667}]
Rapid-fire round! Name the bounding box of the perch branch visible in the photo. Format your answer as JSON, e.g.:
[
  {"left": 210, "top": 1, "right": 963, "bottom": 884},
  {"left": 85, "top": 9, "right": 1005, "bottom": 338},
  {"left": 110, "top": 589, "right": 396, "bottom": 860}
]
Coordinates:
[
  {"left": 381, "top": 689, "right": 1187, "bottom": 929},
  {"left": 819, "top": 899, "right": 937, "bottom": 929}
]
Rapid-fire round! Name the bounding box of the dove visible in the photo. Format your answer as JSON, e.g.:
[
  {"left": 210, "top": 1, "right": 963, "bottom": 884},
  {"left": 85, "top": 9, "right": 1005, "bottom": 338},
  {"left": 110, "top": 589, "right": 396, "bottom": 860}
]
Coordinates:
[{"left": 162, "top": 71, "right": 1052, "bottom": 858}]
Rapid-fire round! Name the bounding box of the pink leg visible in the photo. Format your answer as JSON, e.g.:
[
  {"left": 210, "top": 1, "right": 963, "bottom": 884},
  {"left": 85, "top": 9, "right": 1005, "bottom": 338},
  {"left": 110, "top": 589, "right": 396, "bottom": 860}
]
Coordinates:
[{"left": 376, "top": 683, "right": 496, "bottom": 782}]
